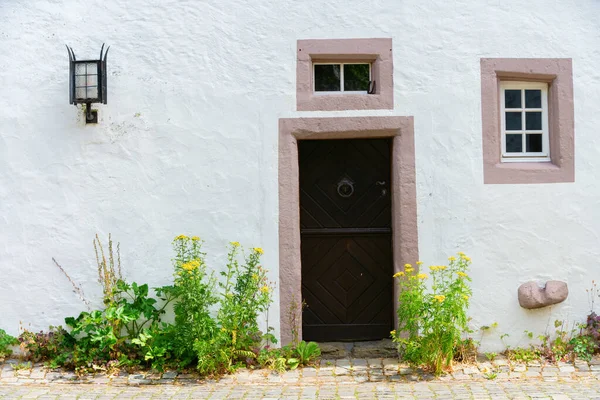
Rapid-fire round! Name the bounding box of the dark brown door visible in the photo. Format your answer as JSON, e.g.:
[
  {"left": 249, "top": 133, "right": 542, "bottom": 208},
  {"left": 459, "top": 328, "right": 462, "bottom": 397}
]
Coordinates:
[{"left": 299, "top": 138, "right": 392, "bottom": 342}]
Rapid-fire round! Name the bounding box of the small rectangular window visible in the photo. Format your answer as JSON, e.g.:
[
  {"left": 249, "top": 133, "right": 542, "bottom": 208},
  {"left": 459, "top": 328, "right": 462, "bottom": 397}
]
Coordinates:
[
  {"left": 313, "top": 63, "right": 371, "bottom": 93},
  {"left": 500, "top": 82, "right": 550, "bottom": 162}
]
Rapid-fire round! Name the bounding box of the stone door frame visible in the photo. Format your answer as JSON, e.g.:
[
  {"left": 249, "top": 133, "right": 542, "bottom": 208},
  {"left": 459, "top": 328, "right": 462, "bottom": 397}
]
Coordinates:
[{"left": 278, "top": 116, "right": 418, "bottom": 345}]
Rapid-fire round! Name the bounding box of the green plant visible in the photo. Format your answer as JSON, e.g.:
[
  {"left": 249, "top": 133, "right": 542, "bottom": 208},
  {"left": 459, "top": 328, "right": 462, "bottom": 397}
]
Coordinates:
[
  {"left": 569, "top": 334, "right": 596, "bottom": 361},
  {"left": 167, "top": 235, "right": 218, "bottom": 367},
  {"left": 257, "top": 345, "right": 298, "bottom": 373},
  {"left": 0, "top": 329, "right": 18, "bottom": 360},
  {"left": 60, "top": 278, "right": 173, "bottom": 372},
  {"left": 505, "top": 346, "right": 540, "bottom": 364},
  {"left": 194, "top": 242, "right": 272, "bottom": 376},
  {"left": 18, "top": 326, "right": 73, "bottom": 367},
  {"left": 392, "top": 252, "right": 473, "bottom": 375},
  {"left": 483, "top": 371, "right": 497, "bottom": 380},
  {"left": 485, "top": 352, "right": 497, "bottom": 362},
  {"left": 11, "top": 361, "right": 31, "bottom": 371},
  {"left": 294, "top": 341, "right": 321, "bottom": 365}
]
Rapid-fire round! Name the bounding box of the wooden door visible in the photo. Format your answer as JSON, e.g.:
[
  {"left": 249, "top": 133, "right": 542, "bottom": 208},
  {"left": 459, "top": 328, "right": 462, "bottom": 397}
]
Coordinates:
[{"left": 299, "top": 138, "right": 393, "bottom": 342}]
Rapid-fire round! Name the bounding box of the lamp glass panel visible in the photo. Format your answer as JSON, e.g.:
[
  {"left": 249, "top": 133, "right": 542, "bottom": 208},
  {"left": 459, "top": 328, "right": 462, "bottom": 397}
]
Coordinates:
[
  {"left": 86, "top": 75, "right": 98, "bottom": 86},
  {"left": 87, "top": 87, "right": 98, "bottom": 99},
  {"left": 75, "top": 88, "right": 87, "bottom": 99},
  {"left": 75, "top": 76, "right": 86, "bottom": 87},
  {"left": 75, "top": 63, "right": 87, "bottom": 75},
  {"left": 86, "top": 62, "right": 98, "bottom": 75}
]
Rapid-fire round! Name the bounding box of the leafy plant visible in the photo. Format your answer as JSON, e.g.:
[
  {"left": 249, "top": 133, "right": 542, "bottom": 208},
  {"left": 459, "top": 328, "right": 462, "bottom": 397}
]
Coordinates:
[
  {"left": 257, "top": 345, "right": 298, "bottom": 373},
  {"left": 18, "top": 326, "right": 73, "bottom": 367},
  {"left": 0, "top": 329, "right": 18, "bottom": 360},
  {"left": 505, "top": 346, "right": 540, "bottom": 364},
  {"left": 392, "top": 252, "right": 472, "bottom": 375},
  {"left": 569, "top": 334, "right": 596, "bottom": 361},
  {"left": 167, "top": 235, "right": 217, "bottom": 367},
  {"left": 485, "top": 352, "right": 497, "bottom": 362},
  {"left": 194, "top": 242, "right": 273, "bottom": 376},
  {"left": 294, "top": 341, "right": 321, "bottom": 365},
  {"left": 11, "top": 361, "right": 31, "bottom": 371},
  {"left": 483, "top": 371, "right": 497, "bottom": 380}
]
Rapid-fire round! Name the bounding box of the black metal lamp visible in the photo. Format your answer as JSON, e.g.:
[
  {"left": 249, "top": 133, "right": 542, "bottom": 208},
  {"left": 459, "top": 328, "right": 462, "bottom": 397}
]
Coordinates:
[{"left": 66, "top": 44, "right": 109, "bottom": 123}]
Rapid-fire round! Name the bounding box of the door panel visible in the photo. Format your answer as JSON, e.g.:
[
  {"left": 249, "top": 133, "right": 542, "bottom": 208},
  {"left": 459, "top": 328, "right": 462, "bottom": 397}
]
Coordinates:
[{"left": 299, "top": 139, "right": 393, "bottom": 342}]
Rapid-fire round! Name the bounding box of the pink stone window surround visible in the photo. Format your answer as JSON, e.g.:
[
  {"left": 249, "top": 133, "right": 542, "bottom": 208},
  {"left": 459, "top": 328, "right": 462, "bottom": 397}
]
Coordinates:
[
  {"left": 297, "top": 38, "right": 393, "bottom": 111},
  {"left": 481, "top": 58, "right": 574, "bottom": 184}
]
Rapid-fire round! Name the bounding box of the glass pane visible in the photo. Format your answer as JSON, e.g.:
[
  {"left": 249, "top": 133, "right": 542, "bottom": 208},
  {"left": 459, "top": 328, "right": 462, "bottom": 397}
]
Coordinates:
[
  {"left": 87, "top": 87, "right": 98, "bottom": 99},
  {"left": 504, "top": 90, "right": 521, "bottom": 108},
  {"left": 506, "top": 134, "right": 523, "bottom": 153},
  {"left": 526, "top": 134, "right": 543, "bottom": 152},
  {"left": 343, "top": 64, "right": 370, "bottom": 91},
  {"left": 526, "top": 112, "right": 542, "bottom": 130},
  {"left": 75, "top": 76, "right": 86, "bottom": 87},
  {"left": 86, "top": 75, "right": 98, "bottom": 86},
  {"left": 314, "top": 65, "right": 340, "bottom": 91},
  {"left": 505, "top": 112, "right": 522, "bottom": 130},
  {"left": 86, "top": 62, "right": 98, "bottom": 75},
  {"left": 525, "top": 90, "right": 541, "bottom": 108},
  {"left": 75, "top": 87, "right": 86, "bottom": 99},
  {"left": 75, "top": 63, "right": 86, "bottom": 75}
]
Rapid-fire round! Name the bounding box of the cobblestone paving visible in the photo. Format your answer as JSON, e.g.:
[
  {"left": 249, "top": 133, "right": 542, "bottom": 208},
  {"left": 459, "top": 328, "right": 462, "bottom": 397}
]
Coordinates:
[{"left": 1, "top": 356, "right": 600, "bottom": 399}]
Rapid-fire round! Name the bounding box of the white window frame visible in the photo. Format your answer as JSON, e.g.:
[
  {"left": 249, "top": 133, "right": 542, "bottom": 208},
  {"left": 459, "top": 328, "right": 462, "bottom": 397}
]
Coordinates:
[
  {"left": 500, "top": 81, "right": 550, "bottom": 163},
  {"left": 312, "top": 63, "right": 371, "bottom": 94}
]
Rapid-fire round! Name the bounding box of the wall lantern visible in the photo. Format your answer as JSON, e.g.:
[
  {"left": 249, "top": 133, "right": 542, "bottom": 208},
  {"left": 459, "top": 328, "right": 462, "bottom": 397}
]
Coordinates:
[{"left": 66, "top": 44, "right": 109, "bottom": 123}]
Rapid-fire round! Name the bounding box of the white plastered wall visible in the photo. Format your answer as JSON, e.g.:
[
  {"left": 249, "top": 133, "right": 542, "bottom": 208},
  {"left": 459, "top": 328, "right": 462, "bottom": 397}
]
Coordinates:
[{"left": 1, "top": 0, "right": 599, "bottom": 351}]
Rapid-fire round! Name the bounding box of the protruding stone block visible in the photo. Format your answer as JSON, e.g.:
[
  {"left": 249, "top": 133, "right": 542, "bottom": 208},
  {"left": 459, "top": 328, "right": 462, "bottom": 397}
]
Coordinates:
[{"left": 518, "top": 281, "right": 568, "bottom": 309}]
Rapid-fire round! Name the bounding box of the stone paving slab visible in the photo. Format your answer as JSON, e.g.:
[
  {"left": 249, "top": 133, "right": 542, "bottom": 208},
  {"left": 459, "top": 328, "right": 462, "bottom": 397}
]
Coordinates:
[
  {"left": 1, "top": 381, "right": 600, "bottom": 399},
  {"left": 5, "top": 357, "right": 600, "bottom": 386},
  {"left": 2, "top": 356, "right": 600, "bottom": 398}
]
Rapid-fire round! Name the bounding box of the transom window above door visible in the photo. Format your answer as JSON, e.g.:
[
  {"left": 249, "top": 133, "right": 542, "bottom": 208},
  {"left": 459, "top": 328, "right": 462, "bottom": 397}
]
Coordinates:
[
  {"left": 313, "top": 63, "right": 372, "bottom": 93},
  {"left": 500, "top": 82, "right": 550, "bottom": 162}
]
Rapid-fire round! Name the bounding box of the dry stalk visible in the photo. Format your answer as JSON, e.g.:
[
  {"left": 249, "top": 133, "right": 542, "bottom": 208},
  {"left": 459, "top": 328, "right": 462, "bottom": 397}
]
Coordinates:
[
  {"left": 52, "top": 257, "right": 91, "bottom": 311},
  {"left": 94, "top": 233, "right": 122, "bottom": 305}
]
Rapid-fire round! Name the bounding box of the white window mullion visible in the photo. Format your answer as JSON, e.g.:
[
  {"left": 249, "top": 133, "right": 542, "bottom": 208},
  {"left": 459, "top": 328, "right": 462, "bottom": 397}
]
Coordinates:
[{"left": 340, "top": 64, "right": 345, "bottom": 93}]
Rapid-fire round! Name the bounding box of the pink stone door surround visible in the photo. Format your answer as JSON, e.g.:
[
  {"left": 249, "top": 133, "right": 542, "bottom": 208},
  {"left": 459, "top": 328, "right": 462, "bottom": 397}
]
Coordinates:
[{"left": 278, "top": 116, "right": 418, "bottom": 345}]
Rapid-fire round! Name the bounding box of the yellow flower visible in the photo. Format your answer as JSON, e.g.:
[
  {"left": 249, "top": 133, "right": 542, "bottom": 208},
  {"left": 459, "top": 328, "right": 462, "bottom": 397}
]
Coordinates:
[
  {"left": 252, "top": 274, "right": 259, "bottom": 281},
  {"left": 448, "top": 256, "right": 456, "bottom": 262},
  {"left": 393, "top": 271, "right": 405, "bottom": 278},
  {"left": 458, "top": 252, "right": 465, "bottom": 257},
  {"left": 390, "top": 330, "right": 396, "bottom": 336},
  {"left": 417, "top": 273, "right": 428, "bottom": 280},
  {"left": 404, "top": 263, "right": 412, "bottom": 269},
  {"left": 174, "top": 234, "right": 188, "bottom": 241},
  {"left": 254, "top": 247, "right": 264, "bottom": 255},
  {"left": 439, "top": 265, "right": 447, "bottom": 270},
  {"left": 230, "top": 241, "right": 240, "bottom": 247},
  {"left": 464, "top": 256, "right": 471, "bottom": 262},
  {"left": 260, "top": 286, "right": 269, "bottom": 293},
  {"left": 191, "top": 236, "right": 200, "bottom": 241},
  {"left": 433, "top": 295, "right": 446, "bottom": 303},
  {"left": 463, "top": 295, "right": 470, "bottom": 300},
  {"left": 182, "top": 259, "right": 201, "bottom": 271},
  {"left": 457, "top": 271, "right": 468, "bottom": 278},
  {"left": 416, "top": 261, "right": 423, "bottom": 266},
  {"left": 221, "top": 327, "right": 227, "bottom": 332}
]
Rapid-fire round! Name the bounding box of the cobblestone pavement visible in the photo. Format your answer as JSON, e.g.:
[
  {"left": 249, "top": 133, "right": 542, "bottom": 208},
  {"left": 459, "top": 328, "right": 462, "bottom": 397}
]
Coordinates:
[{"left": 1, "top": 356, "right": 600, "bottom": 399}]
